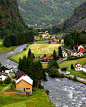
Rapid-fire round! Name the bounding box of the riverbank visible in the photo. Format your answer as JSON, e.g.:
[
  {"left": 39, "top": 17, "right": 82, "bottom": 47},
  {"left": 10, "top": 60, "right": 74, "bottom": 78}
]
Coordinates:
[{"left": 0, "top": 40, "right": 16, "bottom": 55}]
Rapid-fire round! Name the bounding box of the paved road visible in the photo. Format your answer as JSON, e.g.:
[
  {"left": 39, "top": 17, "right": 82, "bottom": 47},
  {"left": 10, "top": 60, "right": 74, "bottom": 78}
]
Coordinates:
[{"left": 58, "top": 69, "right": 86, "bottom": 82}]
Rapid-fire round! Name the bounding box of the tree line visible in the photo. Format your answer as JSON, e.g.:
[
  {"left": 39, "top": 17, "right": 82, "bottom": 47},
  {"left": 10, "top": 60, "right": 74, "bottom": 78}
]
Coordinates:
[
  {"left": 18, "top": 49, "right": 46, "bottom": 88},
  {"left": 64, "top": 31, "right": 86, "bottom": 49},
  {"left": 3, "top": 31, "right": 34, "bottom": 47}
]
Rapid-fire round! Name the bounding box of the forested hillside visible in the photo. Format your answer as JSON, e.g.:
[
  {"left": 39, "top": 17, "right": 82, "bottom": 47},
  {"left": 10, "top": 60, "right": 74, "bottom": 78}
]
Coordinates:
[
  {"left": 17, "top": 0, "right": 85, "bottom": 26},
  {"left": 63, "top": 1, "right": 86, "bottom": 32},
  {"left": 0, "top": 0, "right": 27, "bottom": 38}
]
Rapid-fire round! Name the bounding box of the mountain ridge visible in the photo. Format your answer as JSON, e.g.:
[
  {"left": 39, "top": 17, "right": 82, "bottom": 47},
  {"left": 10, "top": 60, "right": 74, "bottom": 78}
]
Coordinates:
[
  {"left": 0, "top": 0, "right": 27, "bottom": 37},
  {"left": 63, "top": 1, "right": 86, "bottom": 32},
  {"left": 17, "top": 0, "right": 86, "bottom": 26}
]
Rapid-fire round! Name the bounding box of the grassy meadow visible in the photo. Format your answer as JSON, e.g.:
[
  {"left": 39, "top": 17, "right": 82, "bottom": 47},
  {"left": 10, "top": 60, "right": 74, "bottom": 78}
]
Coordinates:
[
  {"left": 59, "top": 58, "right": 86, "bottom": 78},
  {"left": 0, "top": 40, "right": 16, "bottom": 54},
  {"left": 8, "top": 42, "right": 61, "bottom": 63},
  {"left": 2, "top": 88, "right": 54, "bottom": 107}
]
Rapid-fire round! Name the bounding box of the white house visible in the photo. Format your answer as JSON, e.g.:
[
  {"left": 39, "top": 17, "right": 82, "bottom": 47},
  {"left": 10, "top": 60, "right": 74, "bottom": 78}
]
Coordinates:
[
  {"left": 73, "top": 51, "right": 84, "bottom": 57},
  {"left": 62, "top": 50, "right": 67, "bottom": 57},
  {"left": 75, "top": 63, "right": 83, "bottom": 71},
  {"left": 78, "top": 45, "right": 84, "bottom": 51},
  {"left": 0, "top": 75, "right": 8, "bottom": 81}
]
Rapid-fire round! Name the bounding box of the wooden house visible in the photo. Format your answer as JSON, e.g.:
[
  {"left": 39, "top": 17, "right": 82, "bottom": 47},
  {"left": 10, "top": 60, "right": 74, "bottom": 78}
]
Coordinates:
[{"left": 16, "top": 75, "right": 33, "bottom": 94}]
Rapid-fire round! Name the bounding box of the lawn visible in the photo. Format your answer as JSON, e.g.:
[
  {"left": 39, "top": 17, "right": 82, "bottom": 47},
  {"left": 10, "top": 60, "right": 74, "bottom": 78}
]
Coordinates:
[
  {"left": 59, "top": 58, "right": 86, "bottom": 79},
  {"left": 8, "top": 43, "right": 61, "bottom": 63},
  {"left": 42, "top": 63, "right": 48, "bottom": 68},
  {"left": 0, "top": 40, "right": 16, "bottom": 54},
  {"left": 2, "top": 88, "right": 54, "bottom": 107}
]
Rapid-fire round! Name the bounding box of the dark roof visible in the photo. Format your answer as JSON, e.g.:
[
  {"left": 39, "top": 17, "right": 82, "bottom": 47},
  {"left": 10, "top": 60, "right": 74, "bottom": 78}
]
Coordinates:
[
  {"left": 0, "top": 66, "right": 10, "bottom": 70},
  {"left": 15, "top": 70, "right": 25, "bottom": 77}
]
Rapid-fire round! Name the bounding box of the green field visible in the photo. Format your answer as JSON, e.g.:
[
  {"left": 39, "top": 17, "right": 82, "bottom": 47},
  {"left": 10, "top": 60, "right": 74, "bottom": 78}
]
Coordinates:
[
  {"left": 8, "top": 43, "right": 61, "bottom": 63},
  {"left": 0, "top": 40, "right": 16, "bottom": 54},
  {"left": 59, "top": 58, "right": 86, "bottom": 78},
  {"left": 1, "top": 88, "right": 54, "bottom": 107},
  {"left": 59, "top": 58, "right": 86, "bottom": 69}
]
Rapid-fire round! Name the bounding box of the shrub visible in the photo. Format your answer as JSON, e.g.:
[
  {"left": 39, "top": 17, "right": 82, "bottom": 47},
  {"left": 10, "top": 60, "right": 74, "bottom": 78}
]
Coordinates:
[
  {"left": 46, "top": 90, "right": 50, "bottom": 95},
  {"left": 61, "top": 67, "right": 67, "bottom": 71},
  {"left": 56, "top": 71, "right": 60, "bottom": 77},
  {"left": 73, "top": 75, "right": 78, "bottom": 81},
  {"left": 23, "top": 48, "right": 26, "bottom": 51},
  {"left": 60, "top": 73, "right": 64, "bottom": 78},
  {"left": 68, "top": 76, "right": 73, "bottom": 80},
  {"left": 38, "top": 85, "right": 44, "bottom": 89},
  {"left": 4, "top": 77, "right": 12, "bottom": 84},
  {"left": 0, "top": 81, "right": 3, "bottom": 85},
  {"left": 48, "top": 67, "right": 58, "bottom": 77}
]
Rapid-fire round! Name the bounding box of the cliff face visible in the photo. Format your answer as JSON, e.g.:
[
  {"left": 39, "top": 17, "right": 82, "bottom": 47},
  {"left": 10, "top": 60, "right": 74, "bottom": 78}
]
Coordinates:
[
  {"left": 64, "top": 2, "right": 86, "bottom": 32},
  {"left": 0, "top": 0, "right": 26, "bottom": 32}
]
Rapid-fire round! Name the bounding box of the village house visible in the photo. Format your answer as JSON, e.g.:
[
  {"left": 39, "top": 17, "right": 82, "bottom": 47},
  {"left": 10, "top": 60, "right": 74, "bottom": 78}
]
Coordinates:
[
  {"left": 51, "top": 39, "right": 57, "bottom": 43},
  {"left": 75, "top": 63, "right": 83, "bottom": 71},
  {"left": 61, "top": 39, "right": 64, "bottom": 44},
  {"left": 44, "top": 36, "right": 49, "bottom": 39},
  {"left": 78, "top": 45, "right": 84, "bottom": 51},
  {"left": 0, "top": 74, "right": 8, "bottom": 81},
  {"left": 41, "top": 56, "right": 53, "bottom": 62},
  {"left": 16, "top": 75, "right": 33, "bottom": 94},
  {"left": 62, "top": 50, "right": 67, "bottom": 57},
  {"left": 73, "top": 51, "right": 84, "bottom": 57},
  {"left": 0, "top": 64, "right": 13, "bottom": 74}
]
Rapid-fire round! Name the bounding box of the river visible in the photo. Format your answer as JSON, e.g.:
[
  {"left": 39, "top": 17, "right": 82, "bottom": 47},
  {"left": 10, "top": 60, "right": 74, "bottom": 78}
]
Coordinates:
[
  {"left": 0, "top": 43, "right": 86, "bottom": 107},
  {"left": 0, "top": 43, "right": 28, "bottom": 70}
]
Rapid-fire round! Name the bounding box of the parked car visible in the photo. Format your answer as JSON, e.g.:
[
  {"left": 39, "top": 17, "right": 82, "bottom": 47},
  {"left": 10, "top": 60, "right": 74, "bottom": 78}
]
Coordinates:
[{"left": 65, "top": 71, "right": 70, "bottom": 75}]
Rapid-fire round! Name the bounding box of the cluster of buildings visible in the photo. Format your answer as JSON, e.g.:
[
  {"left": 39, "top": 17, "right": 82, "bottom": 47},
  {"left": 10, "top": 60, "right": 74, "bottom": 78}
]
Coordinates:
[
  {"left": 73, "top": 45, "right": 85, "bottom": 57},
  {"left": 0, "top": 65, "right": 33, "bottom": 95}
]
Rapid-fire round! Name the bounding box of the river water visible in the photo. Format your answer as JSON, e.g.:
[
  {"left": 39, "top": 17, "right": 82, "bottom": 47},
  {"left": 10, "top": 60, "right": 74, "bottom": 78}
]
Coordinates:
[
  {"left": 0, "top": 44, "right": 28, "bottom": 69},
  {"left": 0, "top": 43, "right": 86, "bottom": 107},
  {"left": 44, "top": 75, "right": 86, "bottom": 107}
]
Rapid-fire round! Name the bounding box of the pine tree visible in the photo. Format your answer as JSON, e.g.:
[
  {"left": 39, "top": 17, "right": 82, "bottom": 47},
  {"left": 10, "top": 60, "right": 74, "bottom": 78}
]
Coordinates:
[
  {"left": 58, "top": 46, "right": 63, "bottom": 58},
  {"left": 28, "top": 48, "right": 31, "bottom": 57},
  {"left": 53, "top": 50, "right": 57, "bottom": 61}
]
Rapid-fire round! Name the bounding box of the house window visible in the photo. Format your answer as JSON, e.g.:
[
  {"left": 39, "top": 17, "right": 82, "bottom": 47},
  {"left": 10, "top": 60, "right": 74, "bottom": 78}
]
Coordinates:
[{"left": 26, "top": 88, "right": 30, "bottom": 90}]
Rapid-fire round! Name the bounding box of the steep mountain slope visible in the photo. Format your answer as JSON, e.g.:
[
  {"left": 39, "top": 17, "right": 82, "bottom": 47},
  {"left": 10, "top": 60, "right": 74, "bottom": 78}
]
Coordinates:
[
  {"left": 63, "top": 1, "right": 86, "bottom": 32},
  {"left": 0, "top": 0, "right": 27, "bottom": 36},
  {"left": 17, "top": 0, "right": 86, "bottom": 26}
]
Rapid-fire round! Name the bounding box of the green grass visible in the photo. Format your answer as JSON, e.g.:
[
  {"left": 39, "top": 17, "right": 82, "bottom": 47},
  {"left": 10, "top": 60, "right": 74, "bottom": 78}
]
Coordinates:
[
  {"left": 42, "top": 63, "right": 48, "bottom": 68},
  {"left": 8, "top": 43, "right": 61, "bottom": 63},
  {"left": 2, "top": 88, "right": 54, "bottom": 107},
  {"left": 0, "top": 40, "right": 16, "bottom": 54},
  {"left": 64, "top": 70, "right": 86, "bottom": 79},
  {"left": 59, "top": 58, "right": 86, "bottom": 69},
  {"left": 59, "top": 58, "right": 86, "bottom": 79}
]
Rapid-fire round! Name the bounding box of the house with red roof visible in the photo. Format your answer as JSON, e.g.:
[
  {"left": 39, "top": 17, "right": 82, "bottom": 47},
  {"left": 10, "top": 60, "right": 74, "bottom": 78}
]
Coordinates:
[
  {"left": 75, "top": 63, "right": 83, "bottom": 71},
  {"left": 51, "top": 39, "right": 57, "bottom": 43},
  {"left": 78, "top": 45, "right": 85, "bottom": 52},
  {"left": 79, "top": 48, "right": 85, "bottom": 52},
  {"left": 41, "top": 56, "right": 53, "bottom": 62},
  {"left": 16, "top": 75, "right": 33, "bottom": 94}
]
